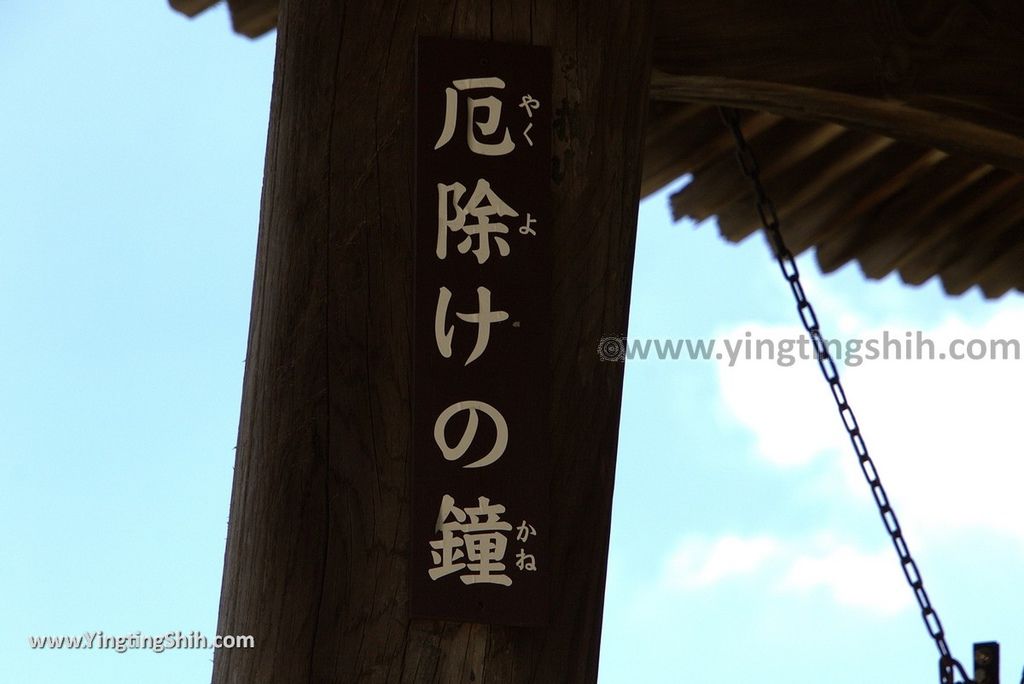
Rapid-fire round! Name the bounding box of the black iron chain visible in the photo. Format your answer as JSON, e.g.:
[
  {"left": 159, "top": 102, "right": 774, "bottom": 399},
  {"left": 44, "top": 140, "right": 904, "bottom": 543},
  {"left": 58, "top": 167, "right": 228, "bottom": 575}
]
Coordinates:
[{"left": 717, "top": 106, "right": 973, "bottom": 684}]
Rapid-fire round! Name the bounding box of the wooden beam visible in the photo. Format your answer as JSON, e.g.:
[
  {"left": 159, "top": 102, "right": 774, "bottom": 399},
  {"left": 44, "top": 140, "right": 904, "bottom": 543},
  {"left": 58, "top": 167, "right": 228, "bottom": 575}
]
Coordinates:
[
  {"left": 641, "top": 107, "right": 779, "bottom": 198},
  {"left": 226, "top": 0, "right": 277, "bottom": 38},
  {"left": 977, "top": 236, "right": 1024, "bottom": 298},
  {"left": 671, "top": 118, "right": 840, "bottom": 223},
  {"left": 817, "top": 156, "right": 990, "bottom": 275},
  {"left": 798, "top": 144, "right": 940, "bottom": 260},
  {"left": 805, "top": 146, "right": 946, "bottom": 269},
  {"left": 641, "top": 102, "right": 711, "bottom": 197},
  {"left": 938, "top": 192, "right": 1024, "bottom": 294},
  {"left": 897, "top": 172, "right": 1022, "bottom": 285},
  {"left": 650, "top": 0, "right": 1024, "bottom": 174},
  {"left": 713, "top": 130, "right": 895, "bottom": 247},
  {"left": 170, "top": 0, "right": 1024, "bottom": 183},
  {"left": 168, "top": 0, "right": 221, "bottom": 18},
  {"left": 786, "top": 143, "right": 937, "bottom": 270},
  {"left": 211, "top": 1, "right": 655, "bottom": 682}
]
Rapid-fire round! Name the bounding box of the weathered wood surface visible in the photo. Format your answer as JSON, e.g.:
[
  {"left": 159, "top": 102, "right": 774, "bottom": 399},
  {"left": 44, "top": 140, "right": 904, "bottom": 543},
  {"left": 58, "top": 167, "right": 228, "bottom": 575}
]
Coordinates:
[
  {"left": 212, "top": 1, "right": 653, "bottom": 682},
  {"left": 175, "top": 0, "right": 1024, "bottom": 173},
  {"left": 170, "top": 0, "right": 1024, "bottom": 297}
]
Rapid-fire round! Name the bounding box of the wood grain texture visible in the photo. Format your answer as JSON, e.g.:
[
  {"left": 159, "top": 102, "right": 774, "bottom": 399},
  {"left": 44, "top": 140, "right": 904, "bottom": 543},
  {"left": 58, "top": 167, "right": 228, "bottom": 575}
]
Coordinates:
[{"left": 212, "top": 1, "right": 654, "bottom": 682}]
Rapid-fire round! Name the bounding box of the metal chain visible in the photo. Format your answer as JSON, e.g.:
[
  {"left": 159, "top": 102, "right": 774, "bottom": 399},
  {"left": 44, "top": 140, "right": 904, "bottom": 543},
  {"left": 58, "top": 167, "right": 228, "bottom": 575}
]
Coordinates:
[{"left": 717, "top": 106, "right": 973, "bottom": 684}]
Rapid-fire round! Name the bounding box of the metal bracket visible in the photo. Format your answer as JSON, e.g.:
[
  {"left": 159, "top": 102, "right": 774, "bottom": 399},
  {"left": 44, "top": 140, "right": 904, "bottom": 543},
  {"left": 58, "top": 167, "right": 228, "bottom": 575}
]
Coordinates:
[{"left": 974, "top": 641, "right": 999, "bottom": 684}]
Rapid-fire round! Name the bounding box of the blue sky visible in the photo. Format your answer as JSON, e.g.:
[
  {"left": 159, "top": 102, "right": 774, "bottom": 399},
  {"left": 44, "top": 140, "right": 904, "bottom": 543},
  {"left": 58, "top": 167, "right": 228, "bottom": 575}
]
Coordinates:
[
  {"left": 3, "top": 3, "right": 1022, "bottom": 683},
  {"left": 602, "top": 182, "right": 1024, "bottom": 683},
  {"left": 1, "top": 4, "right": 273, "bottom": 683}
]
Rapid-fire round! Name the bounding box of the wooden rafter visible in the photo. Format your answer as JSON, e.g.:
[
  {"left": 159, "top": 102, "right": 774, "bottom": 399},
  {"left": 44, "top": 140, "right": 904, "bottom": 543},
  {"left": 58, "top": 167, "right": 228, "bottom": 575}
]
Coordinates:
[
  {"left": 168, "top": 0, "right": 1024, "bottom": 296},
  {"left": 650, "top": 0, "right": 1024, "bottom": 174},
  {"left": 168, "top": 0, "right": 220, "bottom": 17}
]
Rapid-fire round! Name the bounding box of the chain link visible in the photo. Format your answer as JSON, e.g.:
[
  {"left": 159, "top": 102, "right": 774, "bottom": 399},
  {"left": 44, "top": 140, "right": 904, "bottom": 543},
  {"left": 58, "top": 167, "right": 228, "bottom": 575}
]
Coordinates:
[{"left": 717, "top": 106, "right": 973, "bottom": 684}]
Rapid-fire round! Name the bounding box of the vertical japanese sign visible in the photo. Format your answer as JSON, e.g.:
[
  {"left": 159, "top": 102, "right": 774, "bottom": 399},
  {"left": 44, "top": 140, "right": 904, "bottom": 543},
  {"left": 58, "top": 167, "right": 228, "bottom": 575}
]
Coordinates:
[{"left": 412, "top": 37, "right": 552, "bottom": 625}]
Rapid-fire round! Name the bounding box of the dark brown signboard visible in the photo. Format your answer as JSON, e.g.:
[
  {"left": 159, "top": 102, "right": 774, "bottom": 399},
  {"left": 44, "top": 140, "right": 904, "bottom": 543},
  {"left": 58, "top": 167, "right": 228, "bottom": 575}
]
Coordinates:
[{"left": 411, "top": 37, "right": 552, "bottom": 626}]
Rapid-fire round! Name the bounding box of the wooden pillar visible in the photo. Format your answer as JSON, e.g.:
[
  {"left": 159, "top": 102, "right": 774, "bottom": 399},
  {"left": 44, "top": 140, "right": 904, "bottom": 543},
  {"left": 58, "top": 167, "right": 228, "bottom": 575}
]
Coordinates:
[{"left": 212, "top": 2, "right": 653, "bottom": 682}]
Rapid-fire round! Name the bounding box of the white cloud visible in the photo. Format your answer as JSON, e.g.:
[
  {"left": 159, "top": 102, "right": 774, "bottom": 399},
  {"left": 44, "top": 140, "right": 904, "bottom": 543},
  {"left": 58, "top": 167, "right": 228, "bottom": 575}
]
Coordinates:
[
  {"left": 777, "top": 539, "right": 911, "bottom": 616},
  {"left": 659, "top": 533, "right": 911, "bottom": 616},
  {"left": 715, "top": 322, "right": 843, "bottom": 467},
  {"left": 662, "top": 535, "right": 780, "bottom": 589},
  {"left": 714, "top": 297, "right": 1024, "bottom": 544}
]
